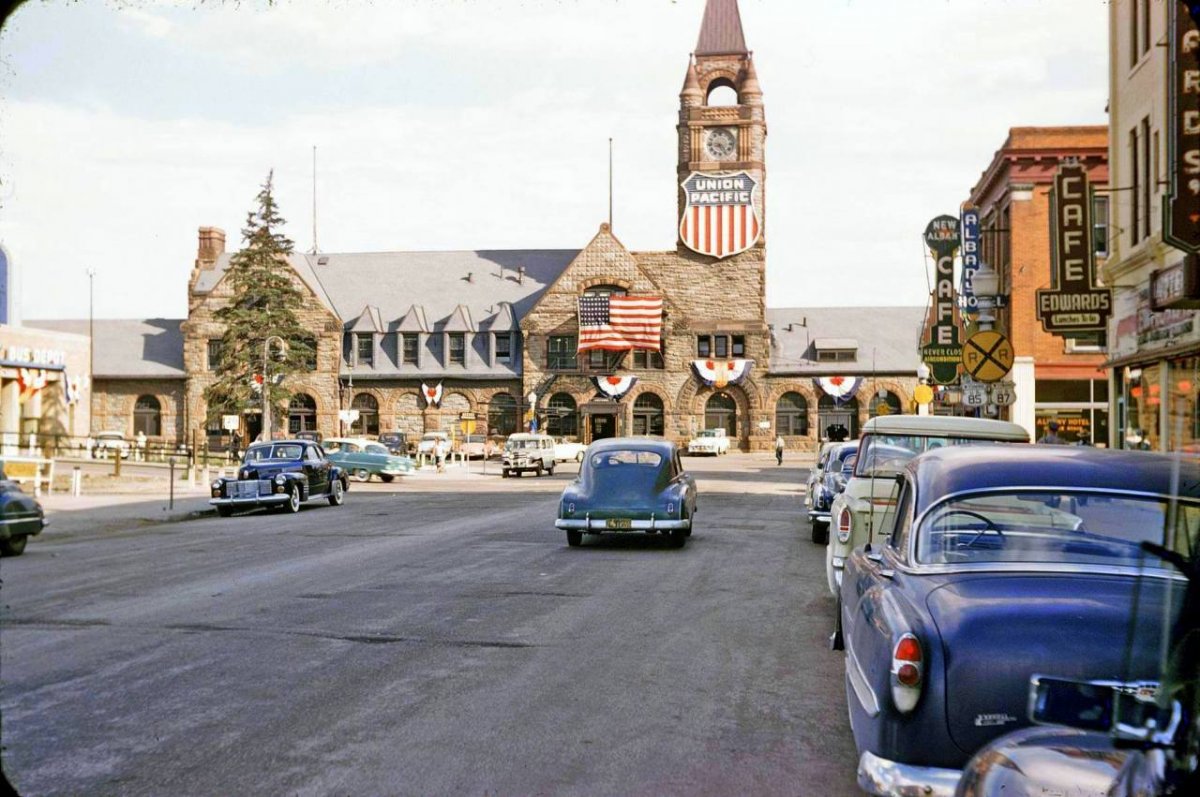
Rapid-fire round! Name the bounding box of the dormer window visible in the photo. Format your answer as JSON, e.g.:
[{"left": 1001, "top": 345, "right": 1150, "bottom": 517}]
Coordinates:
[
  {"left": 814, "top": 338, "right": 857, "bottom": 363},
  {"left": 356, "top": 333, "right": 374, "bottom": 366},
  {"left": 495, "top": 333, "right": 512, "bottom": 364},
  {"left": 448, "top": 333, "right": 466, "bottom": 366}
]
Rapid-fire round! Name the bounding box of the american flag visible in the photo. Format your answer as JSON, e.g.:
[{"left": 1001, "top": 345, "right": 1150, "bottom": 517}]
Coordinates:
[{"left": 577, "top": 295, "right": 663, "bottom": 352}]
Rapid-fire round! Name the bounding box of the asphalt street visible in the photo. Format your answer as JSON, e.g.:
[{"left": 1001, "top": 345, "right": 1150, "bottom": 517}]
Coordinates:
[{"left": 0, "top": 454, "right": 860, "bottom": 797}]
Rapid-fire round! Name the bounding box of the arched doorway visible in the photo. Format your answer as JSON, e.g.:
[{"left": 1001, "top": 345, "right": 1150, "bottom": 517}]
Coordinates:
[
  {"left": 818, "top": 395, "right": 859, "bottom": 440},
  {"left": 545, "top": 393, "right": 578, "bottom": 437},
  {"left": 351, "top": 393, "right": 379, "bottom": 436},
  {"left": 632, "top": 393, "right": 665, "bottom": 436},
  {"left": 133, "top": 395, "right": 161, "bottom": 437},
  {"left": 868, "top": 390, "right": 903, "bottom": 418},
  {"left": 704, "top": 392, "right": 737, "bottom": 437},
  {"left": 288, "top": 394, "right": 317, "bottom": 434}
]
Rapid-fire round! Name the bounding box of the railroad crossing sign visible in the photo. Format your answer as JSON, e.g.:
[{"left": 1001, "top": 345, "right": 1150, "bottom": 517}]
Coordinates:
[{"left": 961, "top": 330, "right": 1013, "bottom": 383}]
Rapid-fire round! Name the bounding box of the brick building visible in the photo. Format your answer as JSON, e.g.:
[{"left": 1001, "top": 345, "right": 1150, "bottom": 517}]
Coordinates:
[
  {"left": 966, "top": 126, "right": 1110, "bottom": 443},
  {"left": 29, "top": 0, "right": 926, "bottom": 453}
]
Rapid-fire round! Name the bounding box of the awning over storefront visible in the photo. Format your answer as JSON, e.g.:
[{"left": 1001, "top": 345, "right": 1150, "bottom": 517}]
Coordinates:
[{"left": 1102, "top": 341, "right": 1200, "bottom": 370}]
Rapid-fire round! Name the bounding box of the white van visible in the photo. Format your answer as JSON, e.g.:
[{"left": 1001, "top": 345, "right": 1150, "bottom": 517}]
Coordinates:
[{"left": 502, "top": 433, "right": 556, "bottom": 477}]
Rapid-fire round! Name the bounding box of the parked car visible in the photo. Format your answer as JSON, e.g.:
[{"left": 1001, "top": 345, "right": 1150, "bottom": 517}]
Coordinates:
[
  {"left": 556, "top": 437, "right": 697, "bottom": 547},
  {"left": 210, "top": 440, "right": 347, "bottom": 516},
  {"left": 417, "top": 432, "right": 451, "bottom": 459},
  {"left": 502, "top": 433, "right": 556, "bottom": 477},
  {"left": 91, "top": 430, "right": 130, "bottom": 459},
  {"left": 377, "top": 432, "right": 410, "bottom": 456},
  {"left": 459, "top": 434, "right": 495, "bottom": 459},
  {"left": 955, "top": 480, "right": 1200, "bottom": 797},
  {"left": 805, "top": 440, "right": 858, "bottom": 544},
  {"left": 322, "top": 437, "right": 413, "bottom": 482},
  {"left": 839, "top": 446, "right": 1198, "bottom": 797},
  {"left": 826, "top": 415, "right": 1029, "bottom": 596},
  {"left": 0, "top": 467, "right": 46, "bottom": 556},
  {"left": 687, "top": 428, "right": 730, "bottom": 456},
  {"left": 553, "top": 437, "right": 587, "bottom": 463}
]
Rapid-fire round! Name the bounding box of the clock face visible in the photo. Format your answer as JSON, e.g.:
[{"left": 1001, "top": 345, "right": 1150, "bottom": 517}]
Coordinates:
[{"left": 705, "top": 127, "right": 737, "bottom": 161}]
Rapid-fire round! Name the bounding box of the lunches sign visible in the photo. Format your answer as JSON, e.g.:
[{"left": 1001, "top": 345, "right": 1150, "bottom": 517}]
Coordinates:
[
  {"left": 679, "top": 171, "right": 761, "bottom": 259},
  {"left": 1036, "top": 163, "right": 1111, "bottom": 335}
]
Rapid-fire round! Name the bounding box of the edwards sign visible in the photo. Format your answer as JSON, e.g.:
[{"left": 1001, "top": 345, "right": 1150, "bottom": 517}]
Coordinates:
[{"left": 1036, "top": 163, "right": 1111, "bottom": 335}]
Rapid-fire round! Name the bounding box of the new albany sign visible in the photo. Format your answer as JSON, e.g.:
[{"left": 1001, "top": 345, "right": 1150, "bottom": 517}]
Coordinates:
[
  {"left": 1036, "top": 163, "right": 1111, "bottom": 336},
  {"left": 921, "top": 214, "right": 963, "bottom": 384}
]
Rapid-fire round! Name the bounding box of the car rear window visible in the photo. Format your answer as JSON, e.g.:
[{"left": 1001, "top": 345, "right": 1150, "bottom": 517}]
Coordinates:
[
  {"left": 591, "top": 450, "right": 663, "bottom": 468},
  {"left": 856, "top": 435, "right": 1013, "bottom": 476}
]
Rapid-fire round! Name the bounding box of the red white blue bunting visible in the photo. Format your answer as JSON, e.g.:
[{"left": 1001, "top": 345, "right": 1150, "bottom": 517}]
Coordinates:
[
  {"left": 815, "top": 376, "right": 862, "bottom": 402},
  {"left": 421, "top": 381, "right": 443, "bottom": 408},
  {"left": 593, "top": 375, "right": 638, "bottom": 400},
  {"left": 691, "top": 359, "right": 752, "bottom": 389}
]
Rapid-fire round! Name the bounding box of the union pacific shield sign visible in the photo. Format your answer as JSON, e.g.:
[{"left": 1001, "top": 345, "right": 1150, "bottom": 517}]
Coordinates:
[{"left": 679, "top": 171, "right": 761, "bottom": 259}]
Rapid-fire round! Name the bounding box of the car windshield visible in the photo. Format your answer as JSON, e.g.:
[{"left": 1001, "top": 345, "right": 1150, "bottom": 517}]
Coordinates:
[
  {"left": 365, "top": 444, "right": 389, "bottom": 455},
  {"left": 856, "top": 435, "right": 1011, "bottom": 476},
  {"left": 506, "top": 439, "right": 540, "bottom": 450},
  {"left": 243, "top": 444, "right": 303, "bottom": 461},
  {"left": 422, "top": 434, "right": 445, "bottom": 442},
  {"left": 916, "top": 491, "right": 1200, "bottom": 569},
  {"left": 696, "top": 430, "right": 719, "bottom": 438}
]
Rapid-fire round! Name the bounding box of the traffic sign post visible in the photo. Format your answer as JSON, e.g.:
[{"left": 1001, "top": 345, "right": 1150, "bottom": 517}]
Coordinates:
[{"left": 961, "top": 330, "right": 1014, "bottom": 383}]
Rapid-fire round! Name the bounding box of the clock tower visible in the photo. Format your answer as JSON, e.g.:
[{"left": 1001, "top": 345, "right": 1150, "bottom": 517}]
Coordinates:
[{"left": 678, "top": 0, "right": 766, "bottom": 258}]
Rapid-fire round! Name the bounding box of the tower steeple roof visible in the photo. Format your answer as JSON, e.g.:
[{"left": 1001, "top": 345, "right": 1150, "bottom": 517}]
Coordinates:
[{"left": 695, "top": 0, "right": 748, "bottom": 56}]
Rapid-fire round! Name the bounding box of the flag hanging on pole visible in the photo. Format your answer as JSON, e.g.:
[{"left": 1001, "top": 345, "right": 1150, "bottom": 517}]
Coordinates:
[{"left": 577, "top": 295, "right": 663, "bottom": 352}]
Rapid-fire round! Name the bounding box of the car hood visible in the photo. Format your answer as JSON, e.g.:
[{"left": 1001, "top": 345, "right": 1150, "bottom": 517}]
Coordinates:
[{"left": 925, "top": 572, "right": 1176, "bottom": 756}]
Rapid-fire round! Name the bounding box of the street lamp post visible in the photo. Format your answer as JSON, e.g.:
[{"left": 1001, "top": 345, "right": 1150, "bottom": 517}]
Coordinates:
[
  {"left": 262, "top": 336, "right": 287, "bottom": 442},
  {"left": 971, "top": 262, "right": 1001, "bottom": 332}
]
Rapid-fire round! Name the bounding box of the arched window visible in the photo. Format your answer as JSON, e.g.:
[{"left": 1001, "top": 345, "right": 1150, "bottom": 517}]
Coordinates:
[
  {"left": 706, "top": 81, "right": 738, "bottom": 107},
  {"left": 488, "top": 393, "right": 518, "bottom": 436},
  {"left": 133, "top": 395, "right": 161, "bottom": 437},
  {"left": 546, "top": 393, "right": 578, "bottom": 437},
  {"left": 818, "top": 395, "right": 859, "bottom": 441},
  {"left": 581, "top": 284, "right": 627, "bottom": 297},
  {"left": 350, "top": 393, "right": 379, "bottom": 436},
  {"left": 775, "top": 392, "right": 808, "bottom": 436},
  {"left": 288, "top": 394, "right": 317, "bottom": 434},
  {"left": 869, "top": 390, "right": 903, "bottom": 418},
  {"left": 632, "top": 393, "right": 665, "bottom": 437},
  {"left": 704, "top": 392, "right": 737, "bottom": 437}
]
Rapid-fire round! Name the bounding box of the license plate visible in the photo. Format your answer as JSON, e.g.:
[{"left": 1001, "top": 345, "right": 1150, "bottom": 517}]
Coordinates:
[{"left": 606, "top": 518, "right": 632, "bottom": 529}]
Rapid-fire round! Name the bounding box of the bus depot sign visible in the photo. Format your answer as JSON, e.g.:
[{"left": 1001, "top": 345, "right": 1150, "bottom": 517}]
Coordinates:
[
  {"left": 1166, "top": 4, "right": 1200, "bottom": 253},
  {"left": 1036, "top": 163, "right": 1111, "bottom": 335},
  {"left": 920, "top": 214, "right": 963, "bottom": 384}
]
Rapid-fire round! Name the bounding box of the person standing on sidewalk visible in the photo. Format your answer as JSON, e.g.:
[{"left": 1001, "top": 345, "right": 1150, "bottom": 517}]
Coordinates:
[
  {"left": 1037, "top": 420, "right": 1065, "bottom": 445},
  {"left": 774, "top": 435, "right": 785, "bottom": 466}
]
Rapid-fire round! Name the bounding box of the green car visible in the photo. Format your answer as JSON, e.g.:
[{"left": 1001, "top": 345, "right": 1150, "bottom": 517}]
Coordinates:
[{"left": 322, "top": 438, "right": 414, "bottom": 482}]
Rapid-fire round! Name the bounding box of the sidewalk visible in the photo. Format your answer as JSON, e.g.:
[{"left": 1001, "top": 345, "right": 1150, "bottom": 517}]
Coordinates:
[{"left": 39, "top": 485, "right": 215, "bottom": 537}]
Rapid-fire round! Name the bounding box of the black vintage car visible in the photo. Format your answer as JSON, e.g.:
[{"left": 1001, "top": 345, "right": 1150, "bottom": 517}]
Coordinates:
[
  {"left": 210, "top": 440, "right": 348, "bottom": 516},
  {"left": 0, "top": 467, "right": 46, "bottom": 556}
]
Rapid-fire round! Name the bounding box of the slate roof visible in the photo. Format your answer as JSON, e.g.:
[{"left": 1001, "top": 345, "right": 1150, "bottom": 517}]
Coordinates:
[
  {"left": 27, "top": 318, "right": 185, "bottom": 378},
  {"left": 767, "top": 307, "right": 927, "bottom": 375}
]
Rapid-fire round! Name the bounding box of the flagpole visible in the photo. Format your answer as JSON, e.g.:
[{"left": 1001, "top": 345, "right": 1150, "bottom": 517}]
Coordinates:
[{"left": 608, "top": 137, "right": 613, "bottom": 230}]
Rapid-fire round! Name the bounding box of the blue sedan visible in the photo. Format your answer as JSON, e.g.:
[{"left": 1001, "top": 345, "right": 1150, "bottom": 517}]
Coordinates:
[
  {"left": 837, "top": 446, "right": 1199, "bottom": 797},
  {"left": 555, "top": 438, "right": 697, "bottom": 547}
]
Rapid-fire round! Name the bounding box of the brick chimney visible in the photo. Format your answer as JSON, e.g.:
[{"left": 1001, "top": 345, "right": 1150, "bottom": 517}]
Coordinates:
[{"left": 197, "top": 226, "right": 226, "bottom": 265}]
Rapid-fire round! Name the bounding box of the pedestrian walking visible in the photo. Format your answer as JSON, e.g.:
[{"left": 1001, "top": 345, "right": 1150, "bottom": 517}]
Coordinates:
[
  {"left": 774, "top": 434, "right": 784, "bottom": 466},
  {"left": 1037, "top": 420, "right": 1065, "bottom": 445}
]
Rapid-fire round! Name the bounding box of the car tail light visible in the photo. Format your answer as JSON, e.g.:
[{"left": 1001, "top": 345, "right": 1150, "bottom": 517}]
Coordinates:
[
  {"left": 836, "top": 507, "right": 852, "bottom": 543},
  {"left": 891, "top": 633, "right": 923, "bottom": 713}
]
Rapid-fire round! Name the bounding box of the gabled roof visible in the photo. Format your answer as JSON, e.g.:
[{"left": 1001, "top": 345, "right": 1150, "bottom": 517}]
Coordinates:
[
  {"left": 394, "top": 304, "right": 430, "bottom": 332},
  {"left": 479, "top": 302, "right": 517, "bottom": 332},
  {"left": 695, "top": 0, "right": 748, "bottom": 56},
  {"left": 347, "top": 306, "right": 383, "bottom": 332},
  {"left": 27, "top": 319, "right": 185, "bottom": 378},
  {"left": 441, "top": 304, "right": 475, "bottom": 332}
]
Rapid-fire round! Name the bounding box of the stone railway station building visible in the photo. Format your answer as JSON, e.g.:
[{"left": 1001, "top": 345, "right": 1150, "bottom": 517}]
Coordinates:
[{"left": 31, "top": 0, "right": 925, "bottom": 453}]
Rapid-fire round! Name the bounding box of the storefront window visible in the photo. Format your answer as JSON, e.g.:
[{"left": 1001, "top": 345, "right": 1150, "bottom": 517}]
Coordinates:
[
  {"left": 1121, "top": 365, "right": 1160, "bottom": 450},
  {"left": 1168, "top": 356, "right": 1200, "bottom": 453}
]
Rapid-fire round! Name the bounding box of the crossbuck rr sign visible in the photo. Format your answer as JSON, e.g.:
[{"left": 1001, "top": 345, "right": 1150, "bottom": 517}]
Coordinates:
[{"left": 679, "top": 171, "right": 762, "bottom": 259}]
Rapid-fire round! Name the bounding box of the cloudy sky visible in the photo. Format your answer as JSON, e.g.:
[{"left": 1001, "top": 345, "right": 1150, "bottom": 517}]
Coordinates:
[{"left": 1, "top": 0, "right": 1108, "bottom": 321}]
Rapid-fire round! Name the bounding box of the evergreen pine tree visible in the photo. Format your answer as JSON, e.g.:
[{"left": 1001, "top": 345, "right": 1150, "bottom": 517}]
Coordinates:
[{"left": 204, "top": 171, "right": 315, "bottom": 437}]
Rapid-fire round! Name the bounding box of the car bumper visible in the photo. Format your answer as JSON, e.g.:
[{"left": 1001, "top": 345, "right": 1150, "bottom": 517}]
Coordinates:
[
  {"left": 808, "top": 510, "right": 831, "bottom": 525},
  {"left": 555, "top": 517, "right": 691, "bottom": 531},
  {"left": 857, "top": 751, "right": 961, "bottom": 797},
  {"left": 210, "top": 495, "right": 290, "bottom": 507}
]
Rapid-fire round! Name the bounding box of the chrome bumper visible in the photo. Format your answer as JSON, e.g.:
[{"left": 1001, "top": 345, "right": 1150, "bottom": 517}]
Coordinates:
[
  {"left": 808, "top": 510, "right": 831, "bottom": 524},
  {"left": 857, "top": 751, "right": 961, "bottom": 797},
  {"left": 210, "top": 495, "right": 289, "bottom": 507},
  {"left": 555, "top": 518, "right": 690, "bottom": 531}
]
